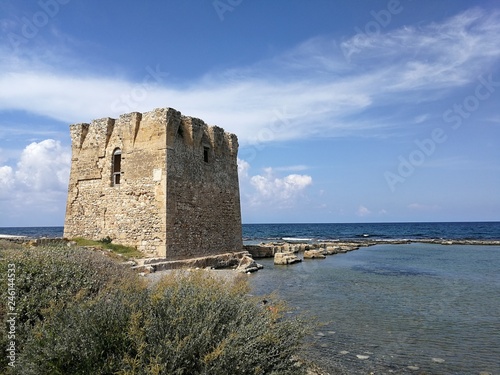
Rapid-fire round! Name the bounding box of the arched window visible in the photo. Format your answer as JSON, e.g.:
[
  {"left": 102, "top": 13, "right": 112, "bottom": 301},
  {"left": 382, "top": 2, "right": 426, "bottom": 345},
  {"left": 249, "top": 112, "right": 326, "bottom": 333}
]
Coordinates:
[
  {"left": 203, "top": 146, "right": 210, "bottom": 163},
  {"left": 112, "top": 148, "right": 122, "bottom": 186}
]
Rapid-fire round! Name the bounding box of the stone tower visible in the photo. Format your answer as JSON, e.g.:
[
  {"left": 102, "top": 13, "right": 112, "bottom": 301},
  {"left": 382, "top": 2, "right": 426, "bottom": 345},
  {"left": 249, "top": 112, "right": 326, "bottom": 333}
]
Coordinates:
[{"left": 63, "top": 107, "right": 243, "bottom": 259}]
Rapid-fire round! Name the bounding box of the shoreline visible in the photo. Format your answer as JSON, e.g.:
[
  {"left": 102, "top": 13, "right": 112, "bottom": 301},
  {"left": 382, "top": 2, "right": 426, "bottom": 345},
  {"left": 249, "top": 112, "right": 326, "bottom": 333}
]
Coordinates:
[
  {"left": 0, "top": 234, "right": 27, "bottom": 239},
  {"left": 2, "top": 233, "right": 499, "bottom": 246},
  {"left": 245, "top": 238, "right": 500, "bottom": 247},
  {"left": 244, "top": 238, "right": 500, "bottom": 260}
]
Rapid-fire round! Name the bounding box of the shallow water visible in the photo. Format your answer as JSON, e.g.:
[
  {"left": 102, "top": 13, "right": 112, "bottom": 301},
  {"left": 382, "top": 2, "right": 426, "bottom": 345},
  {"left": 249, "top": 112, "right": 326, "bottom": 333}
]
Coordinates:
[{"left": 249, "top": 244, "right": 500, "bottom": 374}]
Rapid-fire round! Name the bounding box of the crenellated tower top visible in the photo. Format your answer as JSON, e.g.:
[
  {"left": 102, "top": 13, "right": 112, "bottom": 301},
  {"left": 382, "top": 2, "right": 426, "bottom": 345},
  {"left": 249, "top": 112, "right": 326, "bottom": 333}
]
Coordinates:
[{"left": 69, "top": 107, "right": 238, "bottom": 158}]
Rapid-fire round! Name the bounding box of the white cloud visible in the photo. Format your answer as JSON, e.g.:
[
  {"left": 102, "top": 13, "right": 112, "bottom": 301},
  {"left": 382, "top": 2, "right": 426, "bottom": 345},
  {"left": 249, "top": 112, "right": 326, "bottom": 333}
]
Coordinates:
[
  {"left": 238, "top": 161, "right": 313, "bottom": 208},
  {"left": 0, "top": 140, "right": 70, "bottom": 225},
  {"left": 250, "top": 172, "right": 312, "bottom": 202},
  {"left": 357, "top": 205, "right": 372, "bottom": 217},
  {"left": 14, "top": 139, "right": 70, "bottom": 191},
  {"left": 237, "top": 157, "right": 250, "bottom": 179},
  {"left": 0, "top": 166, "right": 14, "bottom": 199}
]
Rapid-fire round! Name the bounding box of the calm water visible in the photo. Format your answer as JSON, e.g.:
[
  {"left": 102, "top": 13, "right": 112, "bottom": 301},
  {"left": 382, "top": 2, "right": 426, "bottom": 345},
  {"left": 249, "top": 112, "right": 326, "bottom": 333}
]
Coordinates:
[
  {"left": 249, "top": 243, "right": 500, "bottom": 374},
  {"left": 0, "top": 226, "right": 64, "bottom": 238}
]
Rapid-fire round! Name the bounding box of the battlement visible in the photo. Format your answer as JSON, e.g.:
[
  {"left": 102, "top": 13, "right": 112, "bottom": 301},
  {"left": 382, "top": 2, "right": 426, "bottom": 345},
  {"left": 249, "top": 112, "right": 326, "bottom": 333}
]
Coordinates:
[{"left": 69, "top": 108, "right": 238, "bottom": 158}]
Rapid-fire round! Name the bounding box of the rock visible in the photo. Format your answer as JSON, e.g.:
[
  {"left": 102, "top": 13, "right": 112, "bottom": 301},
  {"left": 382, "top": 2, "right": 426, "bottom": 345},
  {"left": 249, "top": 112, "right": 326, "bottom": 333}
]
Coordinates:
[
  {"left": 274, "top": 252, "right": 301, "bottom": 265},
  {"left": 244, "top": 244, "right": 275, "bottom": 258},
  {"left": 431, "top": 357, "right": 445, "bottom": 363},
  {"left": 324, "top": 246, "right": 340, "bottom": 255},
  {"left": 236, "top": 255, "right": 263, "bottom": 273},
  {"left": 304, "top": 250, "right": 326, "bottom": 259}
]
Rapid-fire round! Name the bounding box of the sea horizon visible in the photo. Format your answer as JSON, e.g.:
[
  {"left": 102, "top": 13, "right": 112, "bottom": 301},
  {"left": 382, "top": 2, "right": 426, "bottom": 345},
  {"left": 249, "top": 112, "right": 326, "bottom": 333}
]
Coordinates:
[
  {"left": 2, "top": 221, "right": 500, "bottom": 242},
  {"left": 1, "top": 219, "right": 500, "bottom": 227}
]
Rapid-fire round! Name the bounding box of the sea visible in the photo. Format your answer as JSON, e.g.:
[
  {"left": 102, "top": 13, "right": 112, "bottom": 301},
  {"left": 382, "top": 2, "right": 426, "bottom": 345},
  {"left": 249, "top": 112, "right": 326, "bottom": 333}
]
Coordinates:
[{"left": 2, "top": 222, "right": 499, "bottom": 374}]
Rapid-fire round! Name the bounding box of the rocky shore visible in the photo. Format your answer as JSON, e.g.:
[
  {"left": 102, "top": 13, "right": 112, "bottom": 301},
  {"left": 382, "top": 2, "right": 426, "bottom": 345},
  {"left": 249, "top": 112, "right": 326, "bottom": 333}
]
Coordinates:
[
  {"left": 2, "top": 234, "right": 499, "bottom": 273},
  {"left": 244, "top": 238, "right": 500, "bottom": 265}
]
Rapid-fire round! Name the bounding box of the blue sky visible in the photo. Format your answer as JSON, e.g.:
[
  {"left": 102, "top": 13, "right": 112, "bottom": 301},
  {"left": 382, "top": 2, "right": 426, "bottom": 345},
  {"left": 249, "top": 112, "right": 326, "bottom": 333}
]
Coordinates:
[{"left": 0, "top": 0, "right": 499, "bottom": 226}]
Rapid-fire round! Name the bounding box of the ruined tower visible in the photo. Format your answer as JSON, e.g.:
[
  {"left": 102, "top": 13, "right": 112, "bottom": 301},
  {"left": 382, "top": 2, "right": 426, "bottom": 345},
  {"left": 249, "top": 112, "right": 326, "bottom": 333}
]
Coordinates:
[{"left": 63, "top": 107, "right": 243, "bottom": 259}]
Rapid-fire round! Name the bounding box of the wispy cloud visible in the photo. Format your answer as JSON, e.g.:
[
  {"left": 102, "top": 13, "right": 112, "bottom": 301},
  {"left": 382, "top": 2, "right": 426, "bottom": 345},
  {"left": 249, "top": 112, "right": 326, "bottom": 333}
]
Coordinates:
[
  {"left": 357, "top": 205, "right": 372, "bottom": 217},
  {"left": 1, "top": 8, "right": 500, "bottom": 146}
]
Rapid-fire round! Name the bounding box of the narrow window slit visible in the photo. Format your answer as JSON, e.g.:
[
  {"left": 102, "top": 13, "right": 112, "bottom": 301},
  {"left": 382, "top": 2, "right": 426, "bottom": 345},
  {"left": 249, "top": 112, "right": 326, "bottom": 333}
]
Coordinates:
[
  {"left": 203, "top": 147, "right": 210, "bottom": 163},
  {"left": 112, "top": 148, "right": 122, "bottom": 186}
]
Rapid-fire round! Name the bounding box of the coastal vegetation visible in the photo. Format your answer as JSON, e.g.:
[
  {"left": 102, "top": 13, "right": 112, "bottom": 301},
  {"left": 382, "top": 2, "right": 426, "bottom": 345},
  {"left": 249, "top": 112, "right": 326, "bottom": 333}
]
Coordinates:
[
  {"left": 0, "top": 241, "right": 308, "bottom": 374},
  {"left": 72, "top": 236, "right": 144, "bottom": 258}
]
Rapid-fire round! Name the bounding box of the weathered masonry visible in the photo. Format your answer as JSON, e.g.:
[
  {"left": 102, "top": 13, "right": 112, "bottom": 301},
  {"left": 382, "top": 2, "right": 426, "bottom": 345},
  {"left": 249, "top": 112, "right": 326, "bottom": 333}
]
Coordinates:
[{"left": 64, "top": 107, "right": 243, "bottom": 259}]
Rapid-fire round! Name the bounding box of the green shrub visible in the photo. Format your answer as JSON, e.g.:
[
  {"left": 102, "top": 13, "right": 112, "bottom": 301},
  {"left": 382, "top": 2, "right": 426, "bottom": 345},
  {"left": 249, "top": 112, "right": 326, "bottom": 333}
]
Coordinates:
[
  {"left": 0, "top": 245, "right": 143, "bottom": 373},
  {"left": 126, "top": 272, "right": 308, "bottom": 375},
  {"left": 18, "top": 289, "right": 144, "bottom": 375},
  {"left": 13, "top": 271, "right": 308, "bottom": 375}
]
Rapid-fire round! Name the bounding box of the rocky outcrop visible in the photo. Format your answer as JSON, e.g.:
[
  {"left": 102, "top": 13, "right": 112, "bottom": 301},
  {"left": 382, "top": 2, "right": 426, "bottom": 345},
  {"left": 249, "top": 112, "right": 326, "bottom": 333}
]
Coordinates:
[
  {"left": 248, "top": 241, "right": 367, "bottom": 259},
  {"left": 303, "top": 250, "right": 326, "bottom": 259},
  {"left": 134, "top": 251, "right": 255, "bottom": 272},
  {"left": 274, "top": 252, "right": 301, "bottom": 265},
  {"left": 244, "top": 244, "right": 276, "bottom": 258},
  {"left": 235, "top": 255, "right": 264, "bottom": 273}
]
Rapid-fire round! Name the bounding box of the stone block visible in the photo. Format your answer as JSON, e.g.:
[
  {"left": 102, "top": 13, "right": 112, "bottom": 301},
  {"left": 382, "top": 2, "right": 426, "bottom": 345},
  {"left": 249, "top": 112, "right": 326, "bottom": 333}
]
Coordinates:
[{"left": 274, "top": 252, "right": 301, "bottom": 265}]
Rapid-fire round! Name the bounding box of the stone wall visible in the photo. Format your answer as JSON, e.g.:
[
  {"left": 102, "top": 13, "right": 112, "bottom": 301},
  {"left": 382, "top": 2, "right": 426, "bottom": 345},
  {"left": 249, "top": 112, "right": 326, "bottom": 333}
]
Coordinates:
[
  {"left": 164, "top": 114, "right": 243, "bottom": 260},
  {"left": 64, "top": 107, "right": 243, "bottom": 259}
]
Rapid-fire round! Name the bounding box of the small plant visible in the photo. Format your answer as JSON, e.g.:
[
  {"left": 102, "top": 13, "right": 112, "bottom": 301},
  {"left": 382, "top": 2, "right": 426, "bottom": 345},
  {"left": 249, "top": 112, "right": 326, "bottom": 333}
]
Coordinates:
[{"left": 99, "top": 236, "right": 113, "bottom": 244}]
